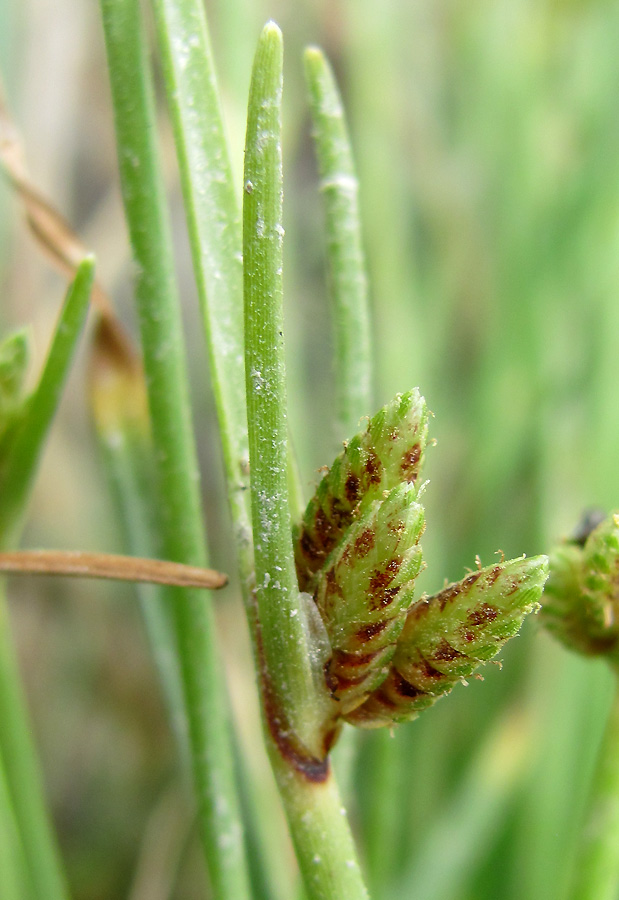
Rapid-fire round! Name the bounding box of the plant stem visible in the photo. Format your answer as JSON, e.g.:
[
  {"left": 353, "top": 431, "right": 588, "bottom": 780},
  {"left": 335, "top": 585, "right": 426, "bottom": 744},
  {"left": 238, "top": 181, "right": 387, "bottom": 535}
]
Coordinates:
[
  {"left": 99, "top": 2, "right": 250, "bottom": 897},
  {"left": 304, "top": 47, "right": 373, "bottom": 440},
  {"left": 244, "top": 23, "right": 369, "bottom": 900},
  {"left": 0, "top": 586, "right": 69, "bottom": 900},
  {"left": 0, "top": 747, "right": 28, "bottom": 900},
  {"left": 571, "top": 677, "right": 619, "bottom": 900},
  {"left": 244, "top": 19, "right": 326, "bottom": 759}
]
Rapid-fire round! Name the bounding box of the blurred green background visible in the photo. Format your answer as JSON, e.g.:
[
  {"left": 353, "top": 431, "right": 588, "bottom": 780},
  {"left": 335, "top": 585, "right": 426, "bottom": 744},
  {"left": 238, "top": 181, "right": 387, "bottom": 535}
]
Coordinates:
[{"left": 2, "top": 0, "right": 619, "bottom": 898}]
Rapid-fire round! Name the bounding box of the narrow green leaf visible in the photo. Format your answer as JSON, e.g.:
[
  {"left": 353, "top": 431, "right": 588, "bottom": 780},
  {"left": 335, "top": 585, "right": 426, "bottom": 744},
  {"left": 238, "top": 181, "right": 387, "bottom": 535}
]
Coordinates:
[
  {"left": 304, "top": 47, "right": 373, "bottom": 439},
  {"left": 0, "top": 587, "right": 69, "bottom": 900},
  {"left": 0, "top": 256, "right": 94, "bottom": 546},
  {"left": 149, "top": 0, "right": 252, "bottom": 555},
  {"left": 99, "top": 1, "right": 250, "bottom": 895},
  {"left": 0, "top": 329, "right": 29, "bottom": 427},
  {"left": 0, "top": 748, "right": 29, "bottom": 900},
  {"left": 571, "top": 684, "right": 619, "bottom": 900}
]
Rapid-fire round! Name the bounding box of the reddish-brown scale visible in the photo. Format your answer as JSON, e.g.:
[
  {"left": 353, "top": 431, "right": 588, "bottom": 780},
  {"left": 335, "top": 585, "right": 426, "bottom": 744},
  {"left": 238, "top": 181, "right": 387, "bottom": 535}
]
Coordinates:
[
  {"left": 405, "top": 598, "right": 431, "bottom": 624},
  {"left": 459, "top": 627, "right": 476, "bottom": 643},
  {"left": 370, "top": 585, "right": 401, "bottom": 611},
  {"left": 365, "top": 449, "right": 383, "bottom": 484},
  {"left": 332, "top": 669, "right": 374, "bottom": 691},
  {"left": 463, "top": 571, "right": 484, "bottom": 589},
  {"left": 437, "top": 582, "right": 462, "bottom": 611},
  {"left": 437, "top": 571, "right": 483, "bottom": 611},
  {"left": 357, "top": 619, "right": 389, "bottom": 642},
  {"left": 345, "top": 472, "right": 360, "bottom": 504},
  {"left": 486, "top": 565, "right": 502, "bottom": 585},
  {"left": 332, "top": 647, "right": 383, "bottom": 670},
  {"left": 339, "top": 544, "right": 352, "bottom": 566},
  {"left": 386, "top": 516, "right": 407, "bottom": 536},
  {"left": 413, "top": 656, "right": 446, "bottom": 682},
  {"left": 321, "top": 569, "right": 344, "bottom": 620},
  {"left": 299, "top": 529, "right": 322, "bottom": 564},
  {"left": 388, "top": 427, "right": 400, "bottom": 442},
  {"left": 467, "top": 602, "right": 498, "bottom": 626},
  {"left": 369, "top": 688, "right": 399, "bottom": 711},
  {"left": 324, "top": 660, "right": 339, "bottom": 693},
  {"left": 354, "top": 527, "right": 375, "bottom": 558},
  {"left": 432, "top": 638, "right": 467, "bottom": 662},
  {"left": 400, "top": 443, "right": 421, "bottom": 481},
  {"left": 369, "top": 557, "right": 402, "bottom": 597},
  {"left": 313, "top": 508, "right": 334, "bottom": 553},
  {"left": 392, "top": 670, "right": 428, "bottom": 699},
  {"left": 328, "top": 496, "right": 349, "bottom": 528}
]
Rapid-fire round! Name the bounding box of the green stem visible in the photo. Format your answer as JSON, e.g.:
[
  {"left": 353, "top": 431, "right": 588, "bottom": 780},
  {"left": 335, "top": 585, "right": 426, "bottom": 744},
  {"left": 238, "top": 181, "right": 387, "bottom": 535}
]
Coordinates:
[
  {"left": 571, "top": 678, "right": 619, "bottom": 900},
  {"left": 98, "top": 2, "right": 249, "bottom": 897},
  {"left": 0, "top": 746, "right": 28, "bottom": 900},
  {"left": 0, "top": 587, "right": 69, "bottom": 900},
  {"left": 244, "top": 23, "right": 369, "bottom": 900},
  {"left": 304, "top": 48, "right": 373, "bottom": 440},
  {"left": 244, "top": 19, "right": 326, "bottom": 759}
]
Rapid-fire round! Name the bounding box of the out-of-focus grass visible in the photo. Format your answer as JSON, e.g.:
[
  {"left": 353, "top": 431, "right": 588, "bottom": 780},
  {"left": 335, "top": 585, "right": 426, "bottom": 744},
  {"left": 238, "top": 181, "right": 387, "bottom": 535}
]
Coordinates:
[{"left": 2, "top": 1, "right": 619, "bottom": 898}]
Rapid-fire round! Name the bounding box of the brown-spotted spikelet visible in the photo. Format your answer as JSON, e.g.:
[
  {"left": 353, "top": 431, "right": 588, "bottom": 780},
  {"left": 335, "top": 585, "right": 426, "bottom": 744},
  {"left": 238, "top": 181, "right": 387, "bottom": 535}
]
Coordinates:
[
  {"left": 346, "top": 555, "right": 549, "bottom": 728},
  {"left": 542, "top": 512, "right": 619, "bottom": 661},
  {"left": 315, "top": 483, "right": 425, "bottom": 714},
  {"left": 294, "top": 389, "right": 429, "bottom": 592}
]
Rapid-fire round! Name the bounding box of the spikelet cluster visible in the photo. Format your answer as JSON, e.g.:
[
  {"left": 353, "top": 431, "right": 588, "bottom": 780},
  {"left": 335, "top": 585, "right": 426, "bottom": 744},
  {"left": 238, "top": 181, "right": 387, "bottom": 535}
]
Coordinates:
[
  {"left": 294, "top": 390, "right": 549, "bottom": 729},
  {"left": 542, "top": 512, "right": 619, "bottom": 662}
]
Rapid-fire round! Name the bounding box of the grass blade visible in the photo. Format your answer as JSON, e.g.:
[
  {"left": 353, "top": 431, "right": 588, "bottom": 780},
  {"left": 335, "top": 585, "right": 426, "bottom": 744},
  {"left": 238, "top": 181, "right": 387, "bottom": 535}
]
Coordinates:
[
  {"left": 0, "top": 256, "right": 94, "bottom": 545},
  {"left": 304, "top": 47, "right": 373, "bottom": 440},
  {"left": 98, "top": 1, "right": 250, "bottom": 895},
  {"left": 149, "top": 0, "right": 252, "bottom": 558}
]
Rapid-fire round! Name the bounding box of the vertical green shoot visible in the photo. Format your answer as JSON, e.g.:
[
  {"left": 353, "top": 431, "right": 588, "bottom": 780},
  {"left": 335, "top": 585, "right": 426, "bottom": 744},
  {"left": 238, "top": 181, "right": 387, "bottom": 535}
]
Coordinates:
[
  {"left": 98, "top": 1, "right": 250, "bottom": 896},
  {"left": 571, "top": 682, "right": 619, "bottom": 900},
  {"left": 244, "top": 20, "right": 326, "bottom": 754},
  {"left": 304, "top": 47, "right": 373, "bottom": 439},
  {"left": 244, "top": 23, "right": 369, "bottom": 900}
]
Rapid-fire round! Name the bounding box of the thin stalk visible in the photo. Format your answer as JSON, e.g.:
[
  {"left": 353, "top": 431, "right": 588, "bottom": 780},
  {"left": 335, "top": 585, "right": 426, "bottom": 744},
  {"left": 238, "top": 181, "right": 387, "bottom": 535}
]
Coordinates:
[
  {"left": 244, "top": 23, "right": 368, "bottom": 900},
  {"left": 88, "top": 317, "right": 190, "bottom": 769},
  {"left": 0, "top": 746, "right": 29, "bottom": 900},
  {"left": 304, "top": 47, "right": 372, "bottom": 439},
  {"left": 0, "top": 585, "right": 69, "bottom": 900},
  {"left": 571, "top": 677, "right": 619, "bottom": 900},
  {"left": 0, "top": 256, "right": 94, "bottom": 545},
  {"left": 99, "top": 2, "right": 249, "bottom": 897}
]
